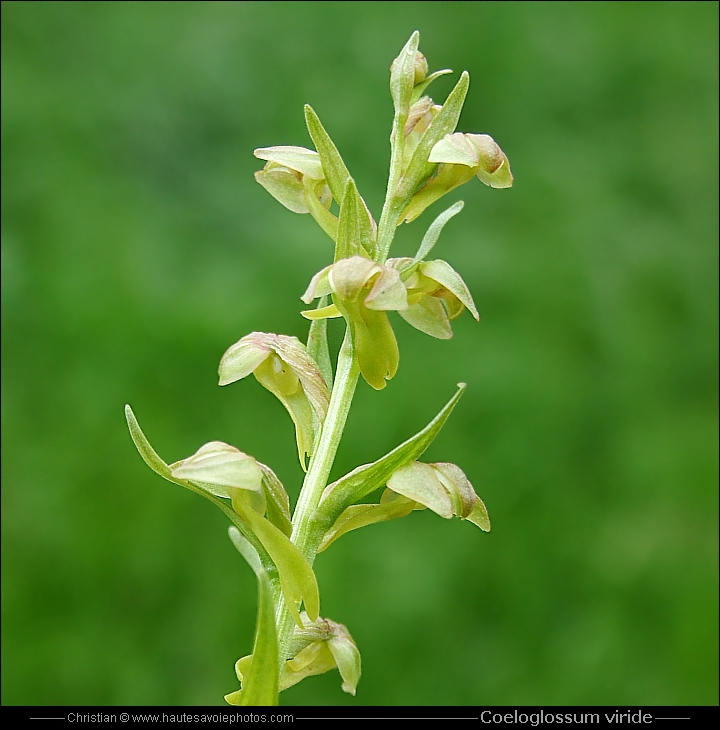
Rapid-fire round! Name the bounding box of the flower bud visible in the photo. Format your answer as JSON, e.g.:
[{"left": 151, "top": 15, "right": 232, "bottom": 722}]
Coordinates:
[
  {"left": 402, "top": 96, "right": 442, "bottom": 172},
  {"left": 390, "top": 47, "right": 428, "bottom": 86}
]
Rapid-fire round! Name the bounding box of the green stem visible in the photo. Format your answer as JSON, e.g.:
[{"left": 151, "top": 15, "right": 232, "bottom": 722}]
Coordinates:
[
  {"left": 272, "top": 87, "right": 405, "bottom": 673},
  {"left": 376, "top": 116, "right": 406, "bottom": 263},
  {"left": 275, "top": 327, "right": 359, "bottom": 658}
]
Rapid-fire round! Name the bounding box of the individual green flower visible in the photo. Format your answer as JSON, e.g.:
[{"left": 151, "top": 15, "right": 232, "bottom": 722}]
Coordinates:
[
  {"left": 228, "top": 612, "right": 361, "bottom": 701},
  {"left": 170, "top": 440, "right": 317, "bottom": 628},
  {"left": 387, "top": 460, "right": 491, "bottom": 530},
  {"left": 301, "top": 256, "right": 408, "bottom": 390},
  {"left": 218, "top": 332, "right": 330, "bottom": 469},
  {"left": 402, "top": 132, "right": 513, "bottom": 222},
  {"left": 388, "top": 257, "right": 480, "bottom": 339},
  {"left": 253, "top": 146, "right": 337, "bottom": 238},
  {"left": 168, "top": 440, "right": 292, "bottom": 535}
]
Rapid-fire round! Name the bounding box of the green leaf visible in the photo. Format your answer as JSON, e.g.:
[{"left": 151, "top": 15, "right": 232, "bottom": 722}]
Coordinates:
[
  {"left": 307, "top": 295, "right": 334, "bottom": 390},
  {"left": 304, "top": 105, "right": 352, "bottom": 205},
  {"left": 232, "top": 500, "right": 320, "bottom": 627},
  {"left": 413, "top": 200, "right": 464, "bottom": 263},
  {"left": 317, "top": 383, "right": 466, "bottom": 528},
  {"left": 398, "top": 71, "right": 470, "bottom": 202},
  {"left": 335, "top": 178, "right": 375, "bottom": 261},
  {"left": 226, "top": 528, "right": 279, "bottom": 707}
]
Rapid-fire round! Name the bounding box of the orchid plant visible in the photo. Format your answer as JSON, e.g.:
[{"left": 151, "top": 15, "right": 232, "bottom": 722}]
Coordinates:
[{"left": 125, "top": 31, "right": 512, "bottom": 705}]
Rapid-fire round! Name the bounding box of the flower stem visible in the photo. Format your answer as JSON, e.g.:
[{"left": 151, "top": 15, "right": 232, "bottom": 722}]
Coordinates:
[
  {"left": 376, "top": 116, "right": 406, "bottom": 263},
  {"left": 275, "top": 327, "right": 359, "bottom": 658}
]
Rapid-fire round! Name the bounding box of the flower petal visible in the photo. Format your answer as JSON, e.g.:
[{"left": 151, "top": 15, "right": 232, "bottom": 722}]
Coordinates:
[
  {"left": 387, "top": 461, "right": 453, "bottom": 518},
  {"left": 170, "top": 442, "right": 263, "bottom": 495},
  {"left": 420, "top": 259, "right": 479, "bottom": 320},
  {"left": 431, "top": 462, "right": 477, "bottom": 518},
  {"left": 364, "top": 266, "right": 408, "bottom": 311},
  {"left": 397, "top": 296, "right": 453, "bottom": 339},
  {"left": 254, "top": 146, "right": 324, "bottom": 179},
  {"left": 351, "top": 306, "right": 399, "bottom": 390},
  {"left": 219, "top": 335, "right": 272, "bottom": 386},
  {"left": 301, "top": 264, "right": 334, "bottom": 304},
  {"left": 254, "top": 168, "right": 309, "bottom": 214},
  {"left": 328, "top": 256, "right": 379, "bottom": 303}
]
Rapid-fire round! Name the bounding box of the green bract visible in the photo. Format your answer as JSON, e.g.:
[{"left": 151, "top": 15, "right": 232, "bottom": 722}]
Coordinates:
[{"left": 126, "top": 30, "right": 511, "bottom": 707}]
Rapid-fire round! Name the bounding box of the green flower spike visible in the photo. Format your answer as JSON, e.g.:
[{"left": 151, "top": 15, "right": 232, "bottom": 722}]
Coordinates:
[
  {"left": 254, "top": 146, "right": 337, "bottom": 239},
  {"left": 402, "top": 132, "right": 513, "bottom": 223},
  {"left": 219, "top": 332, "right": 330, "bottom": 470},
  {"left": 388, "top": 257, "right": 480, "bottom": 339},
  {"left": 387, "top": 460, "right": 491, "bottom": 531},
  {"left": 301, "top": 256, "right": 409, "bottom": 390}
]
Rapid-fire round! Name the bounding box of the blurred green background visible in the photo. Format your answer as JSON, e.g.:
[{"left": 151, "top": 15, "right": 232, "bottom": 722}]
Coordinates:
[{"left": 2, "top": 1, "right": 717, "bottom": 707}]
